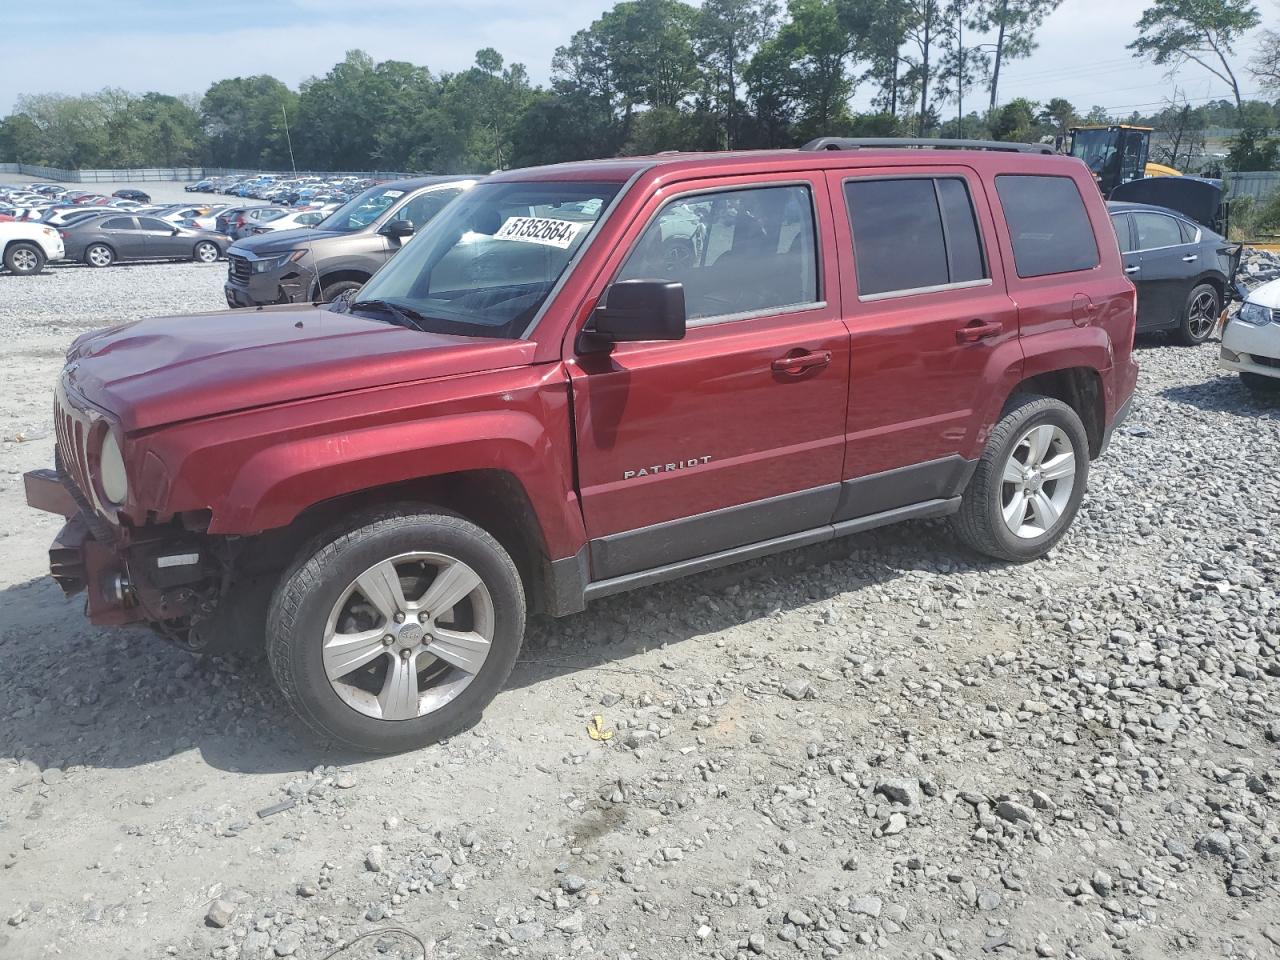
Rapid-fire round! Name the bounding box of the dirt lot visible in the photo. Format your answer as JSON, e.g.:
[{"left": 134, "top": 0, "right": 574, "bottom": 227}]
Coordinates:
[{"left": 0, "top": 201, "right": 1278, "bottom": 960}]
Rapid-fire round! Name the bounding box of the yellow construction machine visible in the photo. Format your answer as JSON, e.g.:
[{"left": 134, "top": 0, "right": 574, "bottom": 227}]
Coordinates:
[{"left": 1068, "top": 125, "right": 1181, "bottom": 195}]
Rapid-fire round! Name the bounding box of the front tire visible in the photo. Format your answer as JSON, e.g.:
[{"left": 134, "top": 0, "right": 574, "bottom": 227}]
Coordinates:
[
  {"left": 193, "top": 241, "right": 220, "bottom": 263},
  {"left": 85, "top": 243, "right": 114, "bottom": 268},
  {"left": 266, "top": 507, "right": 525, "bottom": 753},
  {"left": 4, "top": 242, "right": 45, "bottom": 275},
  {"left": 951, "top": 395, "right": 1090, "bottom": 562},
  {"left": 1174, "top": 283, "right": 1219, "bottom": 346},
  {"left": 319, "top": 278, "right": 363, "bottom": 302}
]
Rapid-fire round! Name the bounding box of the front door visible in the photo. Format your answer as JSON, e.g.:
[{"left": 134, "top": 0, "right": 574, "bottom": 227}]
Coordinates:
[
  {"left": 569, "top": 177, "right": 850, "bottom": 581},
  {"left": 137, "top": 216, "right": 181, "bottom": 258},
  {"left": 827, "top": 167, "right": 1022, "bottom": 518},
  {"left": 100, "top": 217, "right": 146, "bottom": 258}
]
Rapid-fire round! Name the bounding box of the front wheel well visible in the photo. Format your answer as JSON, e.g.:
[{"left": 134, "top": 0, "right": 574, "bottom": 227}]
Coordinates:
[
  {"left": 244, "top": 471, "right": 553, "bottom": 615},
  {"left": 312, "top": 269, "right": 370, "bottom": 298},
  {"left": 1008, "top": 367, "right": 1105, "bottom": 458}
]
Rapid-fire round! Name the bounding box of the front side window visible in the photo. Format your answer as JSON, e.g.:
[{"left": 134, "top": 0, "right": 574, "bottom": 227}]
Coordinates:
[
  {"left": 844, "top": 177, "right": 988, "bottom": 298},
  {"left": 138, "top": 217, "right": 171, "bottom": 231},
  {"left": 320, "top": 185, "right": 408, "bottom": 232},
  {"left": 347, "top": 180, "right": 621, "bottom": 340},
  {"left": 1133, "top": 212, "right": 1183, "bottom": 250},
  {"left": 101, "top": 217, "right": 135, "bottom": 231},
  {"left": 995, "top": 174, "right": 1099, "bottom": 278},
  {"left": 615, "top": 184, "right": 818, "bottom": 321}
]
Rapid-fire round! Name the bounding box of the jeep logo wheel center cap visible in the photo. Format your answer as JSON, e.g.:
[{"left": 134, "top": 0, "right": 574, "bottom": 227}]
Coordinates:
[{"left": 396, "top": 622, "right": 425, "bottom": 648}]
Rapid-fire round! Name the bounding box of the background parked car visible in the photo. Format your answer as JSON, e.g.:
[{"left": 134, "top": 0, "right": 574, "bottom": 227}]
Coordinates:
[
  {"left": 1220, "top": 277, "right": 1280, "bottom": 394},
  {"left": 1, "top": 221, "right": 64, "bottom": 275},
  {"left": 61, "top": 215, "right": 230, "bottom": 267},
  {"left": 244, "top": 208, "right": 329, "bottom": 234},
  {"left": 112, "top": 188, "right": 151, "bottom": 203},
  {"left": 1108, "top": 200, "right": 1243, "bottom": 346},
  {"left": 225, "top": 175, "right": 477, "bottom": 306}
]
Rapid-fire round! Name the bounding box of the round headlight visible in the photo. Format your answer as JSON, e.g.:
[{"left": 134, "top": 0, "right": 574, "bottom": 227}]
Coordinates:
[{"left": 99, "top": 431, "right": 128, "bottom": 504}]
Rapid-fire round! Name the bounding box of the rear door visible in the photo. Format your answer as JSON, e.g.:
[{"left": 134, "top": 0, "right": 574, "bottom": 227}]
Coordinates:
[
  {"left": 1132, "top": 211, "right": 1194, "bottom": 328},
  {"left": 99, "top": 216, "right": 145, "bottom": 258},
  {"left": 826, "top": 166, "right": 1021, "bottom": 519},
  {"left": 569, "top": 175, "right": 851, "bottom": 580}
]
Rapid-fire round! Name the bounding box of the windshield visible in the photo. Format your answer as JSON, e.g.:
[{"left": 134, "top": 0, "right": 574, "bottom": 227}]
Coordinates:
[
  {"left": 1070, "top": 129, "right": 1118, "bottom": 175},
  {"left": 346, "top": 180, "right": 621, "bottom": 340},
  {"left": 319, "top": 184, "right": 413, "bottom": 233}
]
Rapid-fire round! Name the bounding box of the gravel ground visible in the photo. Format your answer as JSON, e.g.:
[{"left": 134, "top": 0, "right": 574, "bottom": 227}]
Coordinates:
[{"left": 0, "top": 231, "right": 1278, "bottom": 960}]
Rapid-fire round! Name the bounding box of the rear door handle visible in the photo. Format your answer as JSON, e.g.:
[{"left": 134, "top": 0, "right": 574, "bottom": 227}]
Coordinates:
[
  {"left": 1124, "top": 265, "right": 1140, "bottom": 274},
  {"left": 1182, "top": 254, "right": 1198, "bottom": 262},
  {"left": 955, "top": 319, "right": 1002, "bottom": 343},
  {"left": 771, "top": 350, "right": 832, "bottom": 375}
]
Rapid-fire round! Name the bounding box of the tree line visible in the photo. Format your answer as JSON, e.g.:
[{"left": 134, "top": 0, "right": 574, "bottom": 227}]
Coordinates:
[{"left": 2, "top": 0, "right": 1278, "bottom": 174}]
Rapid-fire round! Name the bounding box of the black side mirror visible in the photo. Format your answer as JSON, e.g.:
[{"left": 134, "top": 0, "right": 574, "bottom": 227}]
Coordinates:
[
  {"left": 581, "top": 279, "right": 686, "bottom": 351},
  {"left": 382, "top": 218, "right": 414, "bottom": 239}
]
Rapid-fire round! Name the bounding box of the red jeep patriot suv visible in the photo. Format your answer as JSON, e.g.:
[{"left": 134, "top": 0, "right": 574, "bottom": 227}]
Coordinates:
[{"left": 27, "top": 138, "right": 1137, "bottom": 753}]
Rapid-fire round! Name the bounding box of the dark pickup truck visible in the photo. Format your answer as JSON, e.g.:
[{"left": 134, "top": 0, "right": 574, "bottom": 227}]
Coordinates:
[{"left": 27, "top": 138, "right": 1137, "bottom": 753}]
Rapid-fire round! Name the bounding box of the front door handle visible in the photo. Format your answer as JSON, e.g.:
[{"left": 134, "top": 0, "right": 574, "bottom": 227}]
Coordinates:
[
  {"left": 1182, "top": 254, "right": 1198, "bottom": 262},
  {"left": 1124, "top": 264, "right": 1140, "bottom": 274},
  {"left": 955, "top": 319, "right": 1002, "bottom": 343},
  {"left": 771, "top": 350, "right": 832, "bottom": 375}
]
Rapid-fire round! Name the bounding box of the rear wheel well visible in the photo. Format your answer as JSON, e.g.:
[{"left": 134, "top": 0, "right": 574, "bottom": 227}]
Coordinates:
[
  {"left": 1009, "top": 367, "right": 1105, "bottom": 458},
  {"left": 244, "top": 471, "right": 553, "bottom": 614}
]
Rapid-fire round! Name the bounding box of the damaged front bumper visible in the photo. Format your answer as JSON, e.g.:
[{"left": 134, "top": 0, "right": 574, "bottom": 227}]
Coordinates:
[{"left": 25, "top": 466, "right": 221, "bottom": 630}]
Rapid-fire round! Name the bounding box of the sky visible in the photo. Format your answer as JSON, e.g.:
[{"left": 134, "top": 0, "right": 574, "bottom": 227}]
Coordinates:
[{"left": 0, "top": 0, "right": 1273, "bottom": 117}]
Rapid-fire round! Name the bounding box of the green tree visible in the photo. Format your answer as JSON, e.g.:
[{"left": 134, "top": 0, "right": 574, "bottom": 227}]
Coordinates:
[
  {"left": 1253, "top": 22, "right": 1280, "bottom": 96},
  {"left": 201, "top": 75, "right": 298, "bottom": 168},
  {"left": 970, "top": 0, "right": 1062, "bottom": 110},
  {"left": 1037, "top": 96, "right": 1076, "bottom": 145},
  {"left": 837, "top": 0, "right": 913, "bottom": 117},
  {"left": 772, "top": 0, "right": 858, "bottom": 141},
  {"left": 1226, "top": 125, "right": 1280, "bottom": 170},
  {"left": 991, "top": 96, "right": 1037, "bottom": 141},
  {"left": 694, "top": 0, "right": 778, "bottom": 147},
  {"left": 1128, "top": 0, "right": 1260, "bottom": 110}
]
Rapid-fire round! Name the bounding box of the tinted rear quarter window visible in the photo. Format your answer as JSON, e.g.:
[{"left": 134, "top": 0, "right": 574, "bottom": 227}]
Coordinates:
[{"left": 995, "top": 175, "right": 1098, "bottom": 278}]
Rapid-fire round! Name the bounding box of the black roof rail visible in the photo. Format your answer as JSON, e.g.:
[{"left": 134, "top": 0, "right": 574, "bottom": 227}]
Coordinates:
[{"left": 800, "top": 136, "right": 1056, "bottom": 155}]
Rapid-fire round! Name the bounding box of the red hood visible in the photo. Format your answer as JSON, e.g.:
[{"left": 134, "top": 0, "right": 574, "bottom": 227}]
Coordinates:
[{"left": 65, "top": 305, "right": 537, "bottom": 432}]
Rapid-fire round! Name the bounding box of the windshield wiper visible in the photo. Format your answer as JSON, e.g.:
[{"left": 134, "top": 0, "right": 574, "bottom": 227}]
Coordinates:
[{"left": 348, "top": 298, "right": 426, "bottom": 332}]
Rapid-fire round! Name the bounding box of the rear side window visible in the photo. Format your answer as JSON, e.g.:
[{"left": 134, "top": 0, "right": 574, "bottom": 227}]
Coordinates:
[
  {"left": 1178, "top": 219, "right": 1199, "bottom": 244},
  {"left": 844, "top": 177, "right": 987, "bottom": 298},
  {"left": 995, "top": 175, "right": 1099, "bottom": 278},
  {"left": 1133, "top": 212, "right": 1182, "bottom": 250}
]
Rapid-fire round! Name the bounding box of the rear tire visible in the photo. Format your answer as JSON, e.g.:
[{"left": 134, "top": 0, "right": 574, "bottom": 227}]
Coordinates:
[
  {"left": 1241, "top": 372, "right": 1280, "bottom": 394},
  {"left": 319, "top": 279, "right": 364, "bottom": 302},
  {"left": 266, "top": 507, "right": 525, "bottom": 754},
  {"left": 4, "top": 241, "right": 45, "bottom": 276},
  {"left": 85, "top": 244, "right": 114, "bottom": 268},
  {"left": 1174, "top": 283, "right": 1219, "bottom": 346},
  {"left": 951, "top": 394, "right": 1090, "bottom": 562}
]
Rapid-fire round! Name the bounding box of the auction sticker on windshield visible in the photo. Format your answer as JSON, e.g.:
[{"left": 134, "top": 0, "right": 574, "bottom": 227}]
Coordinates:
[{"left": 494, "top": 216, "right": 583, "bottom": 249}]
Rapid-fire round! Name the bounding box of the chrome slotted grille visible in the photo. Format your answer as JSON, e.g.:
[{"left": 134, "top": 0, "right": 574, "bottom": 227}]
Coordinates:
[{"left": 228, "top": 254, "right": 250, "bottom": 284}]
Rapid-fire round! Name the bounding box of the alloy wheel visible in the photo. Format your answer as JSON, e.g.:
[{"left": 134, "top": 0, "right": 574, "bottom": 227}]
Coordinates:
[
  {"left": 999, "top": 423, "right": 1077, "bottom": 539},
  {"left": 87, "top": 246, "right": 112, "bottom": 267},
  {"left": 196, "top": 242, "right": 219, "bottom": 263},
  {"left": 322, "top": 552, "right": 495, "bottom": 721},
  {"left": 11, "top": 248, "right": 38, "bottom": 272},
  {"left": 1187, "top": 290, "right": 1217, "bottom": 341}
]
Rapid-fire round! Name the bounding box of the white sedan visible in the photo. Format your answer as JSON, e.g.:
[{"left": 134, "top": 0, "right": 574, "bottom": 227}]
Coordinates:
[
  {"left": 241, "top": 208, "right": 329, "bottom": 235},
  {"left": 1221, "top": 277, "right": 1280, "bottom": 394}
]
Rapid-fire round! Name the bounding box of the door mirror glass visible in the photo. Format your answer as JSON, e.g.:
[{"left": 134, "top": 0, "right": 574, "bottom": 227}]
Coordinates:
[
  {"left": 588, "top": 279, "right": 686, "bottom": 346},
  {"left": 381, "top": 219, "right": 414, "bottom": 239}
]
